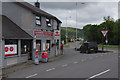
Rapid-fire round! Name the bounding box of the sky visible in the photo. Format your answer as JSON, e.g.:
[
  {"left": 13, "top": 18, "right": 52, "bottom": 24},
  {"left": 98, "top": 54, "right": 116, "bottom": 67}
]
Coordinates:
[{"left": 24, "top": 0, "right": 119, "bottom": 29}]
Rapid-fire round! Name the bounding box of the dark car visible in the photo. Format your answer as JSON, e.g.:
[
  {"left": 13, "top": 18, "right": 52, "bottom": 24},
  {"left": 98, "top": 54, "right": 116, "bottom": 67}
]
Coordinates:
[{"left": 80, "top": 42, "right": 98, "bottom": 53}]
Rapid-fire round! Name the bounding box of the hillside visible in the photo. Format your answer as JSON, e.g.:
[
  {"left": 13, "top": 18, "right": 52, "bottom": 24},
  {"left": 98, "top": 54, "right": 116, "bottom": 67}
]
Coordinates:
[{"left": 61, "top": 27, "right": 83, "bottom": 42}]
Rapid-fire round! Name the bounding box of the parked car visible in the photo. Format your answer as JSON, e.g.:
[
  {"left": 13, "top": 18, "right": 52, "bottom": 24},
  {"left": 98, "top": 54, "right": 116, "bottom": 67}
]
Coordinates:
[{"left": 80, "top": 42, "right": 98, "bottom": 53}]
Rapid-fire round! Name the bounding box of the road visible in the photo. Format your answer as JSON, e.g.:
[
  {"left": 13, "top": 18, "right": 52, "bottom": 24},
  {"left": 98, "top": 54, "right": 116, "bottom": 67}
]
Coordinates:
[{"left": 5, "top": 42, "right": 118, "bottom": 79}]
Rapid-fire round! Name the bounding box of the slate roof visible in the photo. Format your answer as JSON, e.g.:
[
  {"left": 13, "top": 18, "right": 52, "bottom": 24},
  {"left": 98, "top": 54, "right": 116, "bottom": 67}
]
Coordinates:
[
  {"left": 2, "top": 15, "right": 33, "bottom": 39},
  {"left": 15, "top": 2, "right": 62, "bottom": 23}
]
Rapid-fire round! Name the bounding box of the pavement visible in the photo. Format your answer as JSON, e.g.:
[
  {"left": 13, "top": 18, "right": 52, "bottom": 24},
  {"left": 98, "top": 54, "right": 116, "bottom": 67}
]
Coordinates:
[
  {"left": 2, "top": 54, "right": 64, "bottom": 79},
  {"left": 1, "top": 42, "right": 119, "bottom": 79}
]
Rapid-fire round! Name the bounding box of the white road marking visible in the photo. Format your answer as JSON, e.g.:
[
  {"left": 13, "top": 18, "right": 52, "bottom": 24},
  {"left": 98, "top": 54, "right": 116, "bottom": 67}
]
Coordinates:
[
  {"left": 74, "top": 62, "right": 78, "bottom": 64},
  {"left": 46, "top": 68, "right": 55, "bottom": 72},
  {"left": 26, "top": 74, "right": 38, "bottom": 78},
  {"left": 81, "top": 59, "right": 85, "bottom": 62},
  {"left": 90, "top": 57, "right": 93, "bottom": 59},
  {"left": 62, "top": 64, "right": 68, "bottom": 67},
  {"left": 86, "top": 69, "right": 110, "bottom": 80}
]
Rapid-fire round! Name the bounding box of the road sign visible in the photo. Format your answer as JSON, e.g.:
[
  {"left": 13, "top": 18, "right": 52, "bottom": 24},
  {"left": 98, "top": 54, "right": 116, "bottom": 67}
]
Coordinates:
[{"left": 100, "top": 30, "right": 109, "bottom": 38}]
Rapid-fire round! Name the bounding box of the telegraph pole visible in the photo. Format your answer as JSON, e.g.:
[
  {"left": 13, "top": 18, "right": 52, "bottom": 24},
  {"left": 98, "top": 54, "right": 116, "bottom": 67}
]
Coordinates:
[
  {"left": 75, "top": 2, "right": 77, "bottom": 50},
  {"left": 66, "top": 17, "right": 67, "bottom": 44}
]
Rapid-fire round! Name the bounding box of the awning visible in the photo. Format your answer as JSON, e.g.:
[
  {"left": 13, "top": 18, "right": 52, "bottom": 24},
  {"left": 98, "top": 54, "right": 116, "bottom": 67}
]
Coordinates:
[{"left": 2, "top": 15, "right": 33, "bottom": 39}]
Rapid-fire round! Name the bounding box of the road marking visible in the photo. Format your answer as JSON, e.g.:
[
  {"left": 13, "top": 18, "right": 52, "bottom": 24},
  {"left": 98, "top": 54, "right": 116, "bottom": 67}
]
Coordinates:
[
  {"left": 86, "top": 69, "right": 110, "bottom": 80},
  {"left": 26, "top": 74, "right": 38, "bottom": 78},
  {"left": 81, "top": 59, "right": 85, "bottom": 62},
  {"left": 90, "top": 57, "right": 93, "bottom": 59},
  {"left": 74, "top": 62, "right": 78, "bottom": 64},
  {"left": 46, "top": 68, "right": 55, "bottom": 72},
  {"left": 62, "top": 64, "right": 68, "bottom": 67}
]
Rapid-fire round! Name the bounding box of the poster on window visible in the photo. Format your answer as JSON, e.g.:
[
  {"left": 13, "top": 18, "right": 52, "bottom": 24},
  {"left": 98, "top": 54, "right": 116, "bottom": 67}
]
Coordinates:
[{"left": 5, "top": 45, "right": 17, "bottom": 56}]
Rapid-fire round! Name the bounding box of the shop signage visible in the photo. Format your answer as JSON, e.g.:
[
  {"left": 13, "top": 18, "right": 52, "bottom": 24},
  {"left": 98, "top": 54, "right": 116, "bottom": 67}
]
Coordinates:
[
  {"left": 54, "top": 30, "right": 60, "bottom": 38},
  {"left": 5, "top": 45, "right": 17, "bottom": 56},
  {"left": 34, "top": 30, "right": 53, "bottom": 37}
]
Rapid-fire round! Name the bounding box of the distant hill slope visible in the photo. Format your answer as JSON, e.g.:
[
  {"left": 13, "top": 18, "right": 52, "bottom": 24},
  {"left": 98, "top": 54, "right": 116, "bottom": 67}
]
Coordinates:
[{"left": 61, "top": 27, "right": 83, "bottom": 38}]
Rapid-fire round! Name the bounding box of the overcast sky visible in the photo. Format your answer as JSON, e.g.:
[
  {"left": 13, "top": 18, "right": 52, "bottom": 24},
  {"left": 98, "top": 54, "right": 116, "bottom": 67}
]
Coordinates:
[{"left": 26, "top": 1, "right": 118, "bottom": 29}]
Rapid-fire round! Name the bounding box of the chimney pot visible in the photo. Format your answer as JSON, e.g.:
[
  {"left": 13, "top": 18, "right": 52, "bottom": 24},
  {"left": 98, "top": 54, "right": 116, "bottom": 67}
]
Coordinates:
[{"left": 35, "top": 2, "right": 40, "bottom": 8}]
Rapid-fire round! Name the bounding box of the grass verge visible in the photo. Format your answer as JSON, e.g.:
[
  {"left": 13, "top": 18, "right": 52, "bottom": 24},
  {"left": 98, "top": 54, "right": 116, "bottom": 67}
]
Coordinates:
[{"left": 98, "top": 45, "right": 120, "bottom": 49}]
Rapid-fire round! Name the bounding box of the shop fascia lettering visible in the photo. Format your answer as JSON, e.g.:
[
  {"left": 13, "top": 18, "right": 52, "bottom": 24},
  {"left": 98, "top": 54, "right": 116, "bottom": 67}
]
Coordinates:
[{"left": 34, "top": 30, "right": 53, "bottom": 37}]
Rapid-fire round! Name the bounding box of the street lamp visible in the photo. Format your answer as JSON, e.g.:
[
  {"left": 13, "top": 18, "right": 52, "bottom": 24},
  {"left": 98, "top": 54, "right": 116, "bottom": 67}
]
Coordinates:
[
  {"left": 75, "top": 2, "right": 77, "bottom": 50},
  {"left": 75, "top": 2, "right": 85, "bottom": 50},
  {"left": 66, "top": 16, "right": 71, "bottom": 44},
  {"left": 66, "top": 17, "right": 67, "bottom": 44}
]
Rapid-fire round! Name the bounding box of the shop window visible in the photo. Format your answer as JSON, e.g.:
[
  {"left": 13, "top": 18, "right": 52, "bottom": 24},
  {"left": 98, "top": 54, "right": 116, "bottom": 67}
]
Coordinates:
[
  {"left": 46, "top": 18, "right": 51, "bottom": 27},
  {"left": 46, "top": 40, "right": 50, "bottom": 51},
  {"left": 5, "top": 39, "right": 18, "bottom": 56},
  {"left": 21, "top": 40, "right": 32, "bottom": 54},
  {"left": 36, "top": 40, "right": 41, "bottom": 53},
  {"left": 36, "top": 16, "right": 41, "bottom": 26}
]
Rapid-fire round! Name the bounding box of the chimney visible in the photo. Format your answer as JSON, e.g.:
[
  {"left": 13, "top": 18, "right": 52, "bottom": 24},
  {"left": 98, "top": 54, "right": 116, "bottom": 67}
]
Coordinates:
[{"left": 35, "top": 1, "right": 40, "bottom": 8}]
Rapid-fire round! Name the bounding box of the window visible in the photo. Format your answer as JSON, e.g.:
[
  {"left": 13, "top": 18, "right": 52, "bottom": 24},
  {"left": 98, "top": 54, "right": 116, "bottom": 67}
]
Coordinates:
[
  {"left": 36, "top": 40, "right": 41, "bottom": 53},
  {"left": 57, "top": 22, "right": 59, "bottom": 30},
  {"left": 46, "top": 18, "right": 51, "bottom": 27},
  {"left": 36, "top": 16, "right": 41, "bottom": 26},
  {"left": 46, "top": 40, "right": 50, "bottom": 51},
  {"left": 21, "top": 40, "right": 32, "bottom": 54},
  {"left": 5, "top": 39, "right": 18, "bottom": 56}
]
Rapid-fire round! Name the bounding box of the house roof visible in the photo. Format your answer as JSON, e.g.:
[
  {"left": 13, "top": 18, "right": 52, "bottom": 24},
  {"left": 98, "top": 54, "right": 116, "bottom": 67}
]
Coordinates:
[
  {"left": 2, "top": 15, "right": 33, "bottom": 39},
  {"left": 15, "top": 2, "right": 62, "bottom": 23}
]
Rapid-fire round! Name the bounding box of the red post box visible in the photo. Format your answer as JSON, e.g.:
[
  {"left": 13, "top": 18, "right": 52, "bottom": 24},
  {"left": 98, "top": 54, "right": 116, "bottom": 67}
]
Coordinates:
[{"left": 42, "top": 51, "right": 48, "bottom": 62}]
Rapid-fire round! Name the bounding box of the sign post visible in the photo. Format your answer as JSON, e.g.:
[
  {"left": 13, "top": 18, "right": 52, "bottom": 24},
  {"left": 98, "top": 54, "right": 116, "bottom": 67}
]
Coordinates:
[{"left": 100, "top": 30, "right": 109, "bottom": 52}]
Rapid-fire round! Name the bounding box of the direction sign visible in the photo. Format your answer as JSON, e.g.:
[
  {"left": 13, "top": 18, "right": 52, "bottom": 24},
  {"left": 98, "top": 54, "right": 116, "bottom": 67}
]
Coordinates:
[{"left": 100, "top": 30, "right": 109, "bottom": 38}]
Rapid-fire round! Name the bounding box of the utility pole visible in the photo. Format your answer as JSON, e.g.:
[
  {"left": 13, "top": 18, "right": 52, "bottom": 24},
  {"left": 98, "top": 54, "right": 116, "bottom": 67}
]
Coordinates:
[
  {"left": 75, "top": 2, "right": 77, "bottom": 50},
  {"left": 66, "top": 17, "right": 67, "bottom": 44}
]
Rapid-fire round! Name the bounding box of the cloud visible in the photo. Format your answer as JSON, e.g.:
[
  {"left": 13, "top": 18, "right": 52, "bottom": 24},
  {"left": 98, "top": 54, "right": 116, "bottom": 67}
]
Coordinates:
[{"left": 31, "top": 2, "right": 118, "bottom": 29}]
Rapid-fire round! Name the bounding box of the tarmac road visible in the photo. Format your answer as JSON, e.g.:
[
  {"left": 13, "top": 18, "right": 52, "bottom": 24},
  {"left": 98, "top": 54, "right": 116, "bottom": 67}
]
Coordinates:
[{"left": 5, "top": 42, "right": 119, "bottom": 79}]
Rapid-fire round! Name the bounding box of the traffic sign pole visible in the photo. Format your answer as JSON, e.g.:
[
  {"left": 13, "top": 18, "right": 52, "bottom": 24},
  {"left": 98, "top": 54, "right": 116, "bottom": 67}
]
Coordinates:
[{"left": 100, "top": 30, "right": 109, "bottom": 52}]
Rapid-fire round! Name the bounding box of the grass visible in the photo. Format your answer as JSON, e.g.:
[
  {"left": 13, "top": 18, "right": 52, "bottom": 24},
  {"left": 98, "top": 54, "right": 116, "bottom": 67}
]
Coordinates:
[
  {"left": 98, "top": 44, "right": 120, "bottom": 49},
  {"left": 65, "top": 44, "right": 70, "bottom": 47}
]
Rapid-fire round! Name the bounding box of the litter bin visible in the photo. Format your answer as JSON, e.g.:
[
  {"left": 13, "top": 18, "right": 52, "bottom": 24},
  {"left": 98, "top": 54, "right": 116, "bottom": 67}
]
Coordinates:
[{"left": 42, "top": 51, "right": 48, "bottom": 63}]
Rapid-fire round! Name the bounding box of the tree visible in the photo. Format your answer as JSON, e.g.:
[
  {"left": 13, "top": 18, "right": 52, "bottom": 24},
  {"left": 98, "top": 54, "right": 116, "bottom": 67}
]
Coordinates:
[{"left": 83, "top": 16, "right": 118, "bottom": 45}]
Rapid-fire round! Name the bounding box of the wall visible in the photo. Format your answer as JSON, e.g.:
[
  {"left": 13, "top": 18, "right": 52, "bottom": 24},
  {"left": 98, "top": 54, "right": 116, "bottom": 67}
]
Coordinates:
[
  {"left": 2, "top": 2, "right": 62, "bottom": 67},
  {"left": 2, "top": 2, "right": 35, "bottom": 37},
  {"left": 0, "top": 2, "right": 2, "bottom": 79}
]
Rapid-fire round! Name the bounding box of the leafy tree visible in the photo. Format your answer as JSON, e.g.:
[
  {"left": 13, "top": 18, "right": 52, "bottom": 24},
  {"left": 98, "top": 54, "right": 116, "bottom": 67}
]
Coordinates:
[{"left": 83, "top": 16, "right": 119, "bottom": 45}]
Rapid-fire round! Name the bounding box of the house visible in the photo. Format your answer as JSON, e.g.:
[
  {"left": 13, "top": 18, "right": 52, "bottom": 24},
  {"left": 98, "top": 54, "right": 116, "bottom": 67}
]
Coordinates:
[{"left": 1, "top": 1, "right": 62, "bottom": 68}]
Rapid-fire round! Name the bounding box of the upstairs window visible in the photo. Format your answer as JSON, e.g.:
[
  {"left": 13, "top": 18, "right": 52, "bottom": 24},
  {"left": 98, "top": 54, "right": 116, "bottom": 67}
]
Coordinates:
[
  {"left": 46, "top": 18, "right": 51, "bottom": 27},
  {"left": 36, "top": 16, "right": 41, "bottom": 26},
  {"left": 57, "top": 22, "right": 59, "bottom": 30}
]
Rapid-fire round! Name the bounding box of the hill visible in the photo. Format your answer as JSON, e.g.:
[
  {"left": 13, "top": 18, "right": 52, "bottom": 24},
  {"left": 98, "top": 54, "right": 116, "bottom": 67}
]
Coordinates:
[{"left": 61, "top": 27, "right": 83, "bottom": 43}]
